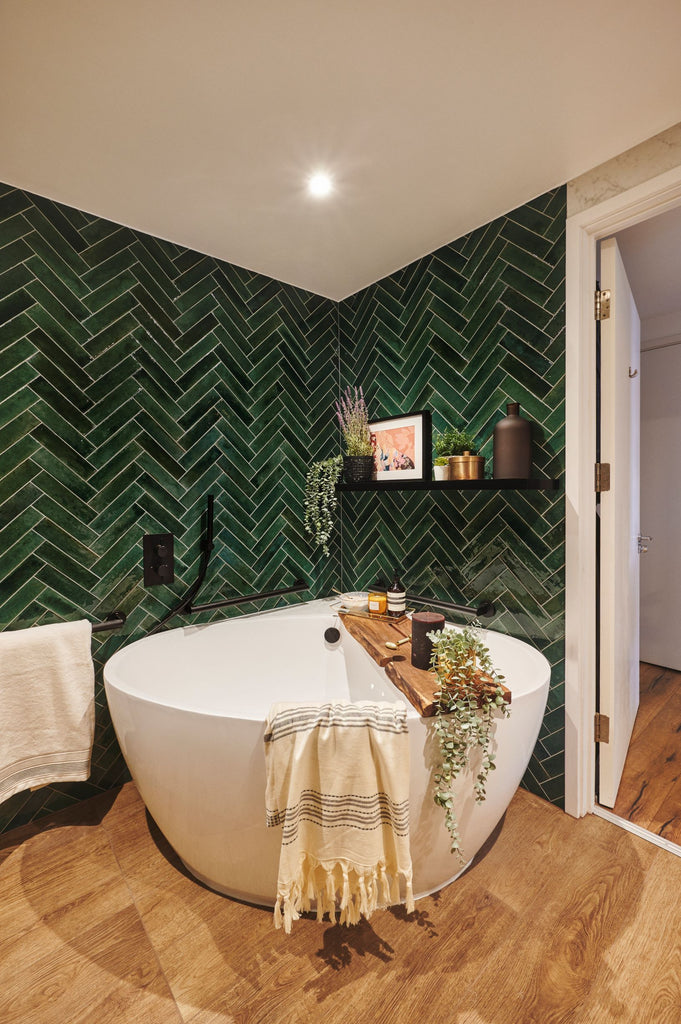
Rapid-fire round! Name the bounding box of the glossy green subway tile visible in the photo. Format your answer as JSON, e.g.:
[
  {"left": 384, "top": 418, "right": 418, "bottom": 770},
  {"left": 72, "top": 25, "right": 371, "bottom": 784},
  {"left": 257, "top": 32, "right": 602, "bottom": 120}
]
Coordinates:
[
  {"left": 0, "top": 286, "right": 35, "bottom": 325},
  {"left": 0, "top": 212, "right": 32, "bottom": 249},
  {"left": 0, "top": 188, "right": 31, "bottom": 218}
]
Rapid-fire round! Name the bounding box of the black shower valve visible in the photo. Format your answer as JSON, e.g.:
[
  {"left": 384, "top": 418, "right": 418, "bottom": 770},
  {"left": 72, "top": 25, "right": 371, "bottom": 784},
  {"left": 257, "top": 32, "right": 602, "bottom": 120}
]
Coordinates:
[{"left": 143, "top": 532, "right": 175, "bottom": 586}]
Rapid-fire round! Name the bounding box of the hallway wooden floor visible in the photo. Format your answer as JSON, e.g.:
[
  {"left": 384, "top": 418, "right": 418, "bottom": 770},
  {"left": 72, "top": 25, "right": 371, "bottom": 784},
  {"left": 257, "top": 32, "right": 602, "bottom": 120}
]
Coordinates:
[
  {"left": 611, "top": 662, "right": 681, "bottom": 844},
  {"left": 2, "top": 782, "right": 681, "bottom": 1023}
]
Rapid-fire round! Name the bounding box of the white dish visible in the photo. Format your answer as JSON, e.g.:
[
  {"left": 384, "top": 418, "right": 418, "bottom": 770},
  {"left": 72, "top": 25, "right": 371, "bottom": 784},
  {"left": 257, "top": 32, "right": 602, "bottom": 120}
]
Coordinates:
[{"left": 340, "top": 591, "right": 369, "bottom": 610}]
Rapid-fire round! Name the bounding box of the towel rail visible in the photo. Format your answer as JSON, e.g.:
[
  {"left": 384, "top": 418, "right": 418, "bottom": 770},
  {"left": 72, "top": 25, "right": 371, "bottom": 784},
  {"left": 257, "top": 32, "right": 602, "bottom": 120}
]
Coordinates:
[{"left": 91, "top": 611, "right": 127, "bottom": 633}]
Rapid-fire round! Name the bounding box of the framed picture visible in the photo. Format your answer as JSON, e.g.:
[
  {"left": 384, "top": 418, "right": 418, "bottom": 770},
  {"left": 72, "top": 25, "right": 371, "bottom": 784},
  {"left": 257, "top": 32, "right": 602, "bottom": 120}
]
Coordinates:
[{"left": 369, "top": 410, "right": 431, "bottom": 482}]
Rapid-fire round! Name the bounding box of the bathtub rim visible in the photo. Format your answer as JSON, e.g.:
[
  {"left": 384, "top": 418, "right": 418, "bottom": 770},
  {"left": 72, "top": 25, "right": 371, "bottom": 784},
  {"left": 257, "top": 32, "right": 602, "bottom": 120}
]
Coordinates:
[{"left": 103, "top": 596, "right": 551, "bottom": 720}]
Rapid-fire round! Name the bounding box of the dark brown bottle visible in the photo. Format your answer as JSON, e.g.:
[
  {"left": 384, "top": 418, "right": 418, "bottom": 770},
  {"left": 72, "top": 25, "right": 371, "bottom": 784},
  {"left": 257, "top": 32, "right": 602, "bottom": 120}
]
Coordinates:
[
  {"left": 493, "top": 402, "right": 531, "bottom": 479},
  {"left": 387, "top": 570, "right": 406, "bottom": 618}
]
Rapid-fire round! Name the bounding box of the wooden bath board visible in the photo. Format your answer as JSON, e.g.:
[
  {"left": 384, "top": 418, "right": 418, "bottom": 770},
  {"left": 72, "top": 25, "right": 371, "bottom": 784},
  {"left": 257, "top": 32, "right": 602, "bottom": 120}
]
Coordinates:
[{"left": 339, "top": 612, "right": 511, "bottom": 718}]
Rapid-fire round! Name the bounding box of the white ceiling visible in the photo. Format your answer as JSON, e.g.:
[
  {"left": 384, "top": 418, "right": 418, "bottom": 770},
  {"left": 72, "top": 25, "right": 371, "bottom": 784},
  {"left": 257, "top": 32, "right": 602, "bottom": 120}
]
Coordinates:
[{"left": 3, "top": 1, "right": 681, "bottom": 300}]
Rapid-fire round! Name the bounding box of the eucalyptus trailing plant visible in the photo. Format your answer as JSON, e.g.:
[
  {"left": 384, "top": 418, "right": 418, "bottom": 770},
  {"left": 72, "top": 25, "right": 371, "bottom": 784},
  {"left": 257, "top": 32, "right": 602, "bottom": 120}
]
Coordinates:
[
  {"left": 335, "top": 385, "right": 373, "bottom": 456},
  {"left": 428, "top": 624, "right": 510, "bottom": 861},
  {"left": 304, "top": 455, "right": 343, "bottom": 556}
]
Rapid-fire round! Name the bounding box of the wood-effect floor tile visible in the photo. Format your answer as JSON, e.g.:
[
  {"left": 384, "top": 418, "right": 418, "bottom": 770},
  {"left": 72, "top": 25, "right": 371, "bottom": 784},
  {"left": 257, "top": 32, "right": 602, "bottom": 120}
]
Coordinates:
[
  {"left": 611, "top": 662, "right": 681, "bottom": 843},
  {"left": 3, "top": 781, "right": 681, "bottom": 1022}
]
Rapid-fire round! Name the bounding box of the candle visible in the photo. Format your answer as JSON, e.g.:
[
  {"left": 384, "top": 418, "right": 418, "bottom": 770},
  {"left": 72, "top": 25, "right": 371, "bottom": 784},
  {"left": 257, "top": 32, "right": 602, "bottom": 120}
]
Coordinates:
[{"left": 411, "top": 611, "right": 445, "bottom": 669}]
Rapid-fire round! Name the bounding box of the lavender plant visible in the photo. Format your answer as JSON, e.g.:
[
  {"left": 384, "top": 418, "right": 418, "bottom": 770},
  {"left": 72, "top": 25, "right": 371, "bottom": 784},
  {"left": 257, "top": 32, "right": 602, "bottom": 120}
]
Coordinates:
[{"left": 335, "top": 386, "right": 373, "bottom": 456}]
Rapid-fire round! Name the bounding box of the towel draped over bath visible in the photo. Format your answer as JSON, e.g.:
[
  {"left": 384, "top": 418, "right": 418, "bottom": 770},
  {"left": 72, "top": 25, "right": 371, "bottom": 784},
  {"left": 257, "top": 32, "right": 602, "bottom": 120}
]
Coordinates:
[
  {"left": 0, "top": 620, "right": 95, "bottom": 805},
  {"left": 264, "top": 700, "right": 414, "bottom": 933}
]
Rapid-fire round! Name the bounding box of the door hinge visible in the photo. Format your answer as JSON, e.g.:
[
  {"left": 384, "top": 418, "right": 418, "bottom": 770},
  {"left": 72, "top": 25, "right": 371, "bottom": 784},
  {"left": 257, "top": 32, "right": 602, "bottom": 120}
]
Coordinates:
[
  {"left": 595, "top": 289, "right": 611, "bottom": 321},
  {"left": 595, "top": 462, "right": 611, "bottom": 493},
  {"left": 594, "top": 713, "right": 610, "bottom": 744}
]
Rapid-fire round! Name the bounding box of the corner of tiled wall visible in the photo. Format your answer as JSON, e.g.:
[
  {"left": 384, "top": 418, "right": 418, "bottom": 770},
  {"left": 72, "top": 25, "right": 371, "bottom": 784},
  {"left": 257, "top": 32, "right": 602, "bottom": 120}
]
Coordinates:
[{"left": 338, "top": 186, "right": 567, "bottom": 807}]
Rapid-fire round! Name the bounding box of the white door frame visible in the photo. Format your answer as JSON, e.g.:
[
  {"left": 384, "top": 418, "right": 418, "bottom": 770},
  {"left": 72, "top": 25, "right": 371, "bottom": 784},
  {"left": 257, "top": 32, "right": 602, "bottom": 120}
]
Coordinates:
[{"left": 565, "top": 164, "right": 681, "bottom": 818}]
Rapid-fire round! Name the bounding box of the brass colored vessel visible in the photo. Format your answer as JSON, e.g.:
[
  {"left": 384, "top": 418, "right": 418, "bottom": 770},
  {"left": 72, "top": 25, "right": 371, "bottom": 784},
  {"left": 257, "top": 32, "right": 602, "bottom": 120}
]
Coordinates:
[{"left": 448, "top": 451, "right": 485, "bottom": 480}]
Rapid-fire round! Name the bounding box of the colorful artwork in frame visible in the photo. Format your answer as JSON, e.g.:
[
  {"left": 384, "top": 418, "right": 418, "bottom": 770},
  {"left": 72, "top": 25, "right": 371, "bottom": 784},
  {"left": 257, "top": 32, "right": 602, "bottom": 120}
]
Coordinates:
[{"left": 369, "top": 411, "right": 432, "bottom": 482}]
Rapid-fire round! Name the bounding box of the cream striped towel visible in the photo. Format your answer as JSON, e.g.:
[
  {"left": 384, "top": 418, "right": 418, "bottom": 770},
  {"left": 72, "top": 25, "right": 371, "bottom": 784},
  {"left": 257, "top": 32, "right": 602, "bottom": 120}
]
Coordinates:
[{"left": 264, "top": 700, "right": 414, "bottom": 933}]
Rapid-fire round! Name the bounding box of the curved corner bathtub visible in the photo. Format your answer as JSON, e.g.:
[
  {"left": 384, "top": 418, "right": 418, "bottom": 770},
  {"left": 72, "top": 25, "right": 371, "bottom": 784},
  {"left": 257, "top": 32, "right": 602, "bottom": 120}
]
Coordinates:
[{"left": 104, "top": 599, "right": 550, "bottom": 906}]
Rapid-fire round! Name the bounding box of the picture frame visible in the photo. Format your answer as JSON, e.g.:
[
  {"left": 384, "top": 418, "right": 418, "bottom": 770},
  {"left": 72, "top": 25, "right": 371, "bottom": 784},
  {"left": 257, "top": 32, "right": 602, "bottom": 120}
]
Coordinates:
[{"left": 369, "top": 410, "right": 432, "bottom": 482}]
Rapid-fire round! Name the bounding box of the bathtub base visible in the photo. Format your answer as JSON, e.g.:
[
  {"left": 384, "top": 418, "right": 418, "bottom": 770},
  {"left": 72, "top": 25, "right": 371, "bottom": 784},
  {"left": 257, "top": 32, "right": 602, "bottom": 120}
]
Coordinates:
[{"left": 104, "top": 599, "right": 550, "bottom": 911}]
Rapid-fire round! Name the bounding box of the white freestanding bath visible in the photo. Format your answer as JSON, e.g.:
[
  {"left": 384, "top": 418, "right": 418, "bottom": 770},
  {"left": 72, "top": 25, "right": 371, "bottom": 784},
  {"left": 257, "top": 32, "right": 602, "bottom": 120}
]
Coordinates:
[{"left": 103, "top": 598, "right": 550, "bottom": 906}]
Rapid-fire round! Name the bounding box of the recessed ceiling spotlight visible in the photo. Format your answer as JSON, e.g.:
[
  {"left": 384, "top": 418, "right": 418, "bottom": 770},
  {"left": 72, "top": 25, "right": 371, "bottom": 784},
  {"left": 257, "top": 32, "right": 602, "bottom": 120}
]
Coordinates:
[{"left": 307, "top": 171, "right": 334, "bottom": 198}]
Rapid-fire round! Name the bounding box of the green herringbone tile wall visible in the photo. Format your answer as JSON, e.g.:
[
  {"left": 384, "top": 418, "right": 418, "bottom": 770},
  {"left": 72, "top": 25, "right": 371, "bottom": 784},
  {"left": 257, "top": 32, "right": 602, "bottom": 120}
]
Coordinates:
[
  {"left": 0, "top": 180, "right": 567, "bottom": 833},
  {"left": 338, "top": 186, "right": 566, "bottom": 805},
  {"left": 0, "top": 182, "right": 339, "bottom": 833}
]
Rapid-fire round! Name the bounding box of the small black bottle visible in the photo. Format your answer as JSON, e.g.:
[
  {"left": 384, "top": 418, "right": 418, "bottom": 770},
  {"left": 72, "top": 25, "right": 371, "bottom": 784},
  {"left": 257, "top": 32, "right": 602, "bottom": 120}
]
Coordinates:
[{"left": 387, "top": 569, "right": 406, "bottom": 618}]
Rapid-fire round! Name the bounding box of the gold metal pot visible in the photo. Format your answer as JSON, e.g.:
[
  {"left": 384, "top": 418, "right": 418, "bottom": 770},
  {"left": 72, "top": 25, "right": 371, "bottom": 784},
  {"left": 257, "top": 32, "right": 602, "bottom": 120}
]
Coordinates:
[{"left": 448, "top": 452, "right": 485, "bottom": 480}]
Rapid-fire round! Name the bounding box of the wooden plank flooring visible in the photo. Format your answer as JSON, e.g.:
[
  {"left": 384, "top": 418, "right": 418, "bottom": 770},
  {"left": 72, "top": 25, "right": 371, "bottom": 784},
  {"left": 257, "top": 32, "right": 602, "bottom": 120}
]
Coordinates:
[
  {"left": 611, "top": 662, "right": 681, "bottom": 843},
  {"left": 3, "top": 782, "right": 681, "bottom": 1022}
]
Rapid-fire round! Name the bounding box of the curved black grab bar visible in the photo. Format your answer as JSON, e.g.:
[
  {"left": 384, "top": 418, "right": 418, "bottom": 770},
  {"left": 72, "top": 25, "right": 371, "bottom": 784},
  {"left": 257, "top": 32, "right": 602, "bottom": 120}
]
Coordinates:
[
  {"left": 147, "top": 495, "right": 309, "bottom": 634},
  {"left": 406, "top": 593, "right": 495, "bottom": 619}
]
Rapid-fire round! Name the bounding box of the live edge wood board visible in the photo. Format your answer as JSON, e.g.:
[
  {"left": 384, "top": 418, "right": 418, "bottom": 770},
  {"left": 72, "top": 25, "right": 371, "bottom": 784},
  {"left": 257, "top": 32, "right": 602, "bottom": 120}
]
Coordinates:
[{"left": 338, "top": 612, "right": 511, "bottom": 717}]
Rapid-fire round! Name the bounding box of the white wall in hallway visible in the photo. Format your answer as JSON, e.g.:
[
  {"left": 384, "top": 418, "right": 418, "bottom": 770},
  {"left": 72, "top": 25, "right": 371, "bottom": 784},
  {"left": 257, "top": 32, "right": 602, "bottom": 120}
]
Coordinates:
[{"left": 640, "top": 341, "right": 681, "bottom": 670}]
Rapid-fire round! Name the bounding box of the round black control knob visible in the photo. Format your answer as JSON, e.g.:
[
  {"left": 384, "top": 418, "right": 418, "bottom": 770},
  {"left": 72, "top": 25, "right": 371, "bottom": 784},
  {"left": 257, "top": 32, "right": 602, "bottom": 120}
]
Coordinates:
[
  {"left": 155, "top": 544, "right": 168, "bottom": 558},
  {"left": 324, "top": 627, "right": 341, "bottom": 645}
]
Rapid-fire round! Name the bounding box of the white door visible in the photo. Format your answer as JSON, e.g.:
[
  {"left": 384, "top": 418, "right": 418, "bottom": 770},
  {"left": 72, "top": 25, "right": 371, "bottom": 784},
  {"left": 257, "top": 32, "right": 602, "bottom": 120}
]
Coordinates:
[
  {"left": 598, "top": 236, "right": 641, "bottom": 808},
  {"left": 640, "top": 343, "right": 681, "bottom": 670}
]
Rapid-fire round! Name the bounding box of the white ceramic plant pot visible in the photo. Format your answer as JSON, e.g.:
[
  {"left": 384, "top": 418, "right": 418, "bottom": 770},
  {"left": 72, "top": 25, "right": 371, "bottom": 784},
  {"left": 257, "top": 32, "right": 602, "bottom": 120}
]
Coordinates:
[{"left": 433, "top": 464, "right": 449, "bottom": 481}]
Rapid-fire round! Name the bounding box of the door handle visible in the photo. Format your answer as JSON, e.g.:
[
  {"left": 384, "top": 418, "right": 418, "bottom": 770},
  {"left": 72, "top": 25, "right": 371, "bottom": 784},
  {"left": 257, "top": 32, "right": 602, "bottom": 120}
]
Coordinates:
[{"left": 638, "top": 534, "right": 652, "bottom": 553}]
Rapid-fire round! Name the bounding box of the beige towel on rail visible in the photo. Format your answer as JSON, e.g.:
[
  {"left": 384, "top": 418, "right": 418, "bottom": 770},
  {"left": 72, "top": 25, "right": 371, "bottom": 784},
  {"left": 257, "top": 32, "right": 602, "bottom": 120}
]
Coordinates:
[
  {"left": 264, "top": 700, "right": 414, "bottom": 933},
  {"left": 0, "top": 620, "right": 95, "bottom": 805}
]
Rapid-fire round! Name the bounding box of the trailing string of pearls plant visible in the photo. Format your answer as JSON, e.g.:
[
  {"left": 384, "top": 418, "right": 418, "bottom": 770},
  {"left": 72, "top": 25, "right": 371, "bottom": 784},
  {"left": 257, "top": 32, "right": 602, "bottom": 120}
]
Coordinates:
[
  {"left": 303, "top": 455, "right": 343, "bottom": 556},
  {"left": 428, "top": 624, "right": 511, "bottom": 861}
]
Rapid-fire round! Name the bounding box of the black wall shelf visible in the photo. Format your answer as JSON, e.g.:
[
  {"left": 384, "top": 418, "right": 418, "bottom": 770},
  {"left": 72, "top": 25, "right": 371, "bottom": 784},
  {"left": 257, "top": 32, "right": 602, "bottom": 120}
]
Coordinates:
[{"left": 338, "top": 478, "right": 559, "bottom": 492}]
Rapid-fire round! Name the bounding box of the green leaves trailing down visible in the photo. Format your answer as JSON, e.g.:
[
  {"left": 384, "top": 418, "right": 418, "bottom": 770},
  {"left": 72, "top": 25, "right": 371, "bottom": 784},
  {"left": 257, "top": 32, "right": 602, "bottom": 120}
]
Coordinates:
[
  {"left": 304, "top": 455, "right": 343, "bottom": 556},
  {"left": 429, "top": 624, "right": 511, "bottom": 860}
]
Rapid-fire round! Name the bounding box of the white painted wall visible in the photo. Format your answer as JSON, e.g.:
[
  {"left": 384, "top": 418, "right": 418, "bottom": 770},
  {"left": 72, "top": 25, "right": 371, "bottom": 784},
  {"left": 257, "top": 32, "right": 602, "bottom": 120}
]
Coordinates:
[{"left": 639, "top": 341, "right": 681, "bottom": 670}]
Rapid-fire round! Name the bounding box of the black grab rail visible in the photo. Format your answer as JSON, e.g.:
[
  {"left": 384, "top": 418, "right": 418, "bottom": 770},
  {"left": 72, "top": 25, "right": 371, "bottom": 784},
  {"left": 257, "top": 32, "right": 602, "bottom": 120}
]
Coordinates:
[
  {"left": 406, "top": 593, "right": 495, "bottom": 618},
  {"left": 188, "top": 579, "right": 309, "bottom": 615},
  {"left": 147, "top": 495, "right": 308, "bottom": 635}
]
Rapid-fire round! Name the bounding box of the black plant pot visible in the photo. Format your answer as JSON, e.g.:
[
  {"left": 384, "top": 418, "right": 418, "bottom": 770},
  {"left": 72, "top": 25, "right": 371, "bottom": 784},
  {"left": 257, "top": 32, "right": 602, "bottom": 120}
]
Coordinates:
[{"left": 343, "top": 455, "right": 374, "bottom": 484}]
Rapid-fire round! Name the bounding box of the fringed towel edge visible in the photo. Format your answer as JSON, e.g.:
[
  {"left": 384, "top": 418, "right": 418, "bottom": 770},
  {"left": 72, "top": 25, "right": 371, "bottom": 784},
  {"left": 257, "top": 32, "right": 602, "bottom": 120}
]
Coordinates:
[{"left": 273, "top": 854, "right": 414, "bottom": 933}]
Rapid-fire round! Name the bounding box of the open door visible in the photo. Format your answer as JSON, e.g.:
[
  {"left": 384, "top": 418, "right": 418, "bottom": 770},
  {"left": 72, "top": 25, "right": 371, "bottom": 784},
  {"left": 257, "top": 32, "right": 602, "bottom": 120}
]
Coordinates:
[{"left": 597, "top": 236, "right": 641, "bottom": 808}]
